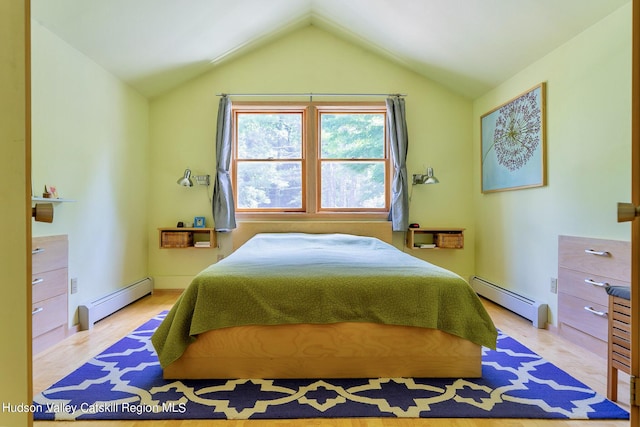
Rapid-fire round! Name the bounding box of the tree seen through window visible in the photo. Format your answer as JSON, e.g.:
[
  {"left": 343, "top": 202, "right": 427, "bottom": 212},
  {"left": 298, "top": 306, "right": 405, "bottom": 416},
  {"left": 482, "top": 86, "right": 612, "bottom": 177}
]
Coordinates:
[{"left": 233, "top": 104, "right": 389, "bottom": 213}]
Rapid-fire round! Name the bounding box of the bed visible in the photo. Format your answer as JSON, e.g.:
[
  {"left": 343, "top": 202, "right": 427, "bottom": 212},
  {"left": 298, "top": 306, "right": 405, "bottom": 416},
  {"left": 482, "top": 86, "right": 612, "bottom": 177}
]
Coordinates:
[{"left": 151, "top": 226, "right": 497, "bottom": 380}]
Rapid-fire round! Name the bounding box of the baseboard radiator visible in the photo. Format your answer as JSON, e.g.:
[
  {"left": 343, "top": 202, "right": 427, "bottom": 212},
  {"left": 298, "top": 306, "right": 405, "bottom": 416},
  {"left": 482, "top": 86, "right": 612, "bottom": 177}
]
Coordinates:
[
  {"left": 79, "top": 277, "right": 154, "bottom": 330},
  {"left": 469, "top": 276, "right": 548, "bottom": 329}
]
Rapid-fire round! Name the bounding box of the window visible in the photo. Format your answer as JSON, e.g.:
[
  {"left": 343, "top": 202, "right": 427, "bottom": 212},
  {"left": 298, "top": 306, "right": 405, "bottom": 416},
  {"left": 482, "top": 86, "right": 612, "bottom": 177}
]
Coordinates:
[
  {"left": 233, "top": 102, "right": 389, "bottom": 217},
  {"left": 235, "top": 110, "right": 305, "bottom": 211},
  {"left": 318, "top": 111, "right": 387, "bottom": 210}
]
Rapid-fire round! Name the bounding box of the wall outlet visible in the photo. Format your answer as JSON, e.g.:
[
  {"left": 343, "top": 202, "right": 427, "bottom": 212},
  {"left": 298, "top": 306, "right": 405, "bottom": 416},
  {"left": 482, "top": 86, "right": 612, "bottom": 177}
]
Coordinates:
[
  {"left": 550, "top": 277, "right": 558, "bottom": 294},
  {"left": 70, "top": 277, "right": 78, "bottom": 294}
]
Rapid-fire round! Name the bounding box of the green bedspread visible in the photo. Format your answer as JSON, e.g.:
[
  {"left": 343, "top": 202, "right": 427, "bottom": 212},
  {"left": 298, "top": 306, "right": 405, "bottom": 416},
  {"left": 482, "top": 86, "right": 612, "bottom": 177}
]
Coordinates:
[{"left": 152, "top": 233, "right": 497, "bottom": 368}]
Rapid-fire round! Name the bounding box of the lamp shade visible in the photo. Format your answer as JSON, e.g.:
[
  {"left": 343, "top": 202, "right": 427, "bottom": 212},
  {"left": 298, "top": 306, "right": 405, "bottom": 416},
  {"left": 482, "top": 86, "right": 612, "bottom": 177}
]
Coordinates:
[
  {"left": 177, "top": 169, "right": 194, "bottom": 187},
  {"left": 412, "top": 167, "right": 440, "bottom": 185},
  {"left": 423, "top": 167, "right": 439, "bottom": 184}
]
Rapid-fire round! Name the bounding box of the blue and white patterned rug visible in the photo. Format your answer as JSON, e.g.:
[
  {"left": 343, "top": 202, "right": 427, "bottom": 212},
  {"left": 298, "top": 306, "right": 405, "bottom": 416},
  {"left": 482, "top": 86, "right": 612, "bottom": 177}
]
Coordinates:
[{"left": 33, "top": 312, "right": 628, "bottom": 420}]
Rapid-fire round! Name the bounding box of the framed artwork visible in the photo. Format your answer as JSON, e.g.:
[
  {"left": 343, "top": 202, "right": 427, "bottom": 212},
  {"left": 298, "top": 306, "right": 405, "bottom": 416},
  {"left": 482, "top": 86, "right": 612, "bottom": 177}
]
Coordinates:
[
  {"left": 481, "top": 83, "right": 546, "bottom": 193},
  {"left": 194, "top": 216, "right": 206, "bottom": 228}
]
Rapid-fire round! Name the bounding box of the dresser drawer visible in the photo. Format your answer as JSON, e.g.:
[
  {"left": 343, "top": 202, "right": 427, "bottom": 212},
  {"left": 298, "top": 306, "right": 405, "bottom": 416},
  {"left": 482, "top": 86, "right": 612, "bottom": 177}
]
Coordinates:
[
  {"left": 558, "top": 267, "right": 626, "bottom": 306},
  {"left": 32, "top": 268, "right": 67, "bottom": 303},
  {"left": 33, "top": 325, "right": 66, "bottom": 355},
  {"left": 558, "top": 292, "right": 608, "bottom": 342},
  {"left": 558, "top": 322, "right": 608, "bottom": 358},
  {"left": 32, "top": 235, "right": 68, "bottom": 274},
  {"left": 32, "top": 293, "right": 67, "bottom": 338},
  {"left": 558, "top": 235, "right": 630, "bottom": 281}
]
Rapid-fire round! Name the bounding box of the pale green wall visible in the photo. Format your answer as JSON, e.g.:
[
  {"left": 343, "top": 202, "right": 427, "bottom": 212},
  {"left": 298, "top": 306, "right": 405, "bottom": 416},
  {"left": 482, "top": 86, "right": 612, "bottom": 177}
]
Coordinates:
[
  {"left": 30, "top": 22, "right": 150, "bottom": 326},
  {"left": 0, "top": 1, "right": 31, "bottom": 425},
  {"left": 149, "top": 25, "right": 476, "bottom": 288},
  {"left": 472, "top": 3, "right": 632, "bottom": 324},
  {"left": 27, "top": 4, "right": 634, "bottom": 331},
  {"left": 0, "top": 5, "right": 631, "bottom": 424}
]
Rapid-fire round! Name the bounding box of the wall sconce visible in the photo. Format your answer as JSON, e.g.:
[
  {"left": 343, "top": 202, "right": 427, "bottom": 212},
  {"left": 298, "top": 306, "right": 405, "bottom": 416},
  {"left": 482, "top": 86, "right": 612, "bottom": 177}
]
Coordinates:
[
  {"left": 412, "top": 167, "right": 439, "bottom": 185},
  {"left": 194, "top": 174, "right": 210, "bottom": 186},
  {"left": 32, "top": 203, "right": 54, "bottom": 223},
  {"left": 177, "top": 168, "right": 210, "bottom": 187},
  {"left": 177, "top": 169, "right": 193, "bottom": 187}
]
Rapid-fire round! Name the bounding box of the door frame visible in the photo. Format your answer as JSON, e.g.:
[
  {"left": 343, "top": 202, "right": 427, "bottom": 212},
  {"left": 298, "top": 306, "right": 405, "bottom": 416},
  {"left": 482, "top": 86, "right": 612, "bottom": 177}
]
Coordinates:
[{"left": 631, "top": 0, "right": 639, "bottom": 424}]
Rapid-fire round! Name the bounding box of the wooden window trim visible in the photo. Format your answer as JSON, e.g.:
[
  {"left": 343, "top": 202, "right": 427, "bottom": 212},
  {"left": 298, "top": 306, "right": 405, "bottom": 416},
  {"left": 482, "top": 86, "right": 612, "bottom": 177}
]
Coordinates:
[
  {"left": 315, "top": 106, "right": 389, "bottom": 213},
  {"left": 233, "top": 106, "right": 307, "bottom": 213},
  {"left": 232, "top": 101, "right": 390, "bottom": 218}
]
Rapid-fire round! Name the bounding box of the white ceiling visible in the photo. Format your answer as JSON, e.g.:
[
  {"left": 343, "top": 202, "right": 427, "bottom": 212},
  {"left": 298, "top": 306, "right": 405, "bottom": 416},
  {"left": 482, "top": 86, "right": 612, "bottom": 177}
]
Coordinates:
[{"left": 31, "top": 0, "right": 631, "bottom": 99}]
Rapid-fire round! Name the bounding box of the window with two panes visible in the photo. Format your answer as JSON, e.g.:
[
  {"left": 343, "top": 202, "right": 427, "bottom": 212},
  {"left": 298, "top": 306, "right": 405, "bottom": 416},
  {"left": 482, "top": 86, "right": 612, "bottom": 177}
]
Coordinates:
[{"left": 233, "top": 103, "right": 389, "bottom": 215}]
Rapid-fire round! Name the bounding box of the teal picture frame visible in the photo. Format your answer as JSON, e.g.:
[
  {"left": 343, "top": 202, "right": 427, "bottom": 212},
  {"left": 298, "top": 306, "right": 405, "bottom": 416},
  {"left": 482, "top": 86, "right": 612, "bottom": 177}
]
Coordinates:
[
  {"left": 194, "top": 216, "right": 205, "bottom": 228},
  {"left": 481, "top": 83, "right": 546, "bottom": 193}
]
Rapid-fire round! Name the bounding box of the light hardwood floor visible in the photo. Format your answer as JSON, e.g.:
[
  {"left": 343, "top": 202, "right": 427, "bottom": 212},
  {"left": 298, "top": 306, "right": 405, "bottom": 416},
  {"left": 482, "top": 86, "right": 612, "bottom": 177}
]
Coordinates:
[{"left": 33, "top": 290, "right": 630, "bottom": 427}]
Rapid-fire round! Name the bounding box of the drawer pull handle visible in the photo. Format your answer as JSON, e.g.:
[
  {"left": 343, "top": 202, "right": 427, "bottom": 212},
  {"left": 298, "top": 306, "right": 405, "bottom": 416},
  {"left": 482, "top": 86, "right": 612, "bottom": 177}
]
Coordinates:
[
  {"left": 584, "top": 306, "right": 607, "bottom": 317},
  {"left": 32, "top": 248, "right": 45, "bottom": 255},
  {"left": 584, "top": 278, "right": 608, "bottom": 288},
  {"left": 31, "top": 278, "right": 44, "bottom": 286},
  {"left": 32, "top": 307, "right": 44, "bottom": 315},
  {"left": 584, "top": 249, "right": 610, "bottom": 257}
]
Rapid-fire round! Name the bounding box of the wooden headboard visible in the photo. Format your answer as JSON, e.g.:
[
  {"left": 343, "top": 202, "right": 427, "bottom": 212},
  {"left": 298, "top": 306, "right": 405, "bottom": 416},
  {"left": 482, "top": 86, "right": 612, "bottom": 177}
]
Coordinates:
[{"left": 231, "top": 221, "right": 393, "bottom": 250}]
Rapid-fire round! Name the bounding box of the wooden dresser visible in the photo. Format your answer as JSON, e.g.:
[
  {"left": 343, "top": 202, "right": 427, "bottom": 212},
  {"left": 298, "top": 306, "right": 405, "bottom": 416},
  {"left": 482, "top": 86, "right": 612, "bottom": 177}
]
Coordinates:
[
  {"left": 32, "top": 235, "right": 68, "bottom": 354},
  {"left": 557, "top": 235, "right": 630, "bottom": 358}
]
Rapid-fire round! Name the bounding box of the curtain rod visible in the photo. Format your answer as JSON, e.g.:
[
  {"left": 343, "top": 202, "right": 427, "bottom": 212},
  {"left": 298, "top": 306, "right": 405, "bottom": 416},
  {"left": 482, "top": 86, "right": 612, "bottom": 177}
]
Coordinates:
[{"left": 216, "top": 92, "right": 407, "bottom": 98}]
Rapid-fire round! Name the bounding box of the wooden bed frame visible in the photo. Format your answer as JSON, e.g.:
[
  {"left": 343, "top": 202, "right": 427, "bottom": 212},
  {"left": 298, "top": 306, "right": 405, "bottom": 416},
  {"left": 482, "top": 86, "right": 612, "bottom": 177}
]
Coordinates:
[
  {"left": 163, "top": 221, "right": 483, "bottom": 379},
  {"left": 164, "top": 322, "right": 481, "bottom": 379}
]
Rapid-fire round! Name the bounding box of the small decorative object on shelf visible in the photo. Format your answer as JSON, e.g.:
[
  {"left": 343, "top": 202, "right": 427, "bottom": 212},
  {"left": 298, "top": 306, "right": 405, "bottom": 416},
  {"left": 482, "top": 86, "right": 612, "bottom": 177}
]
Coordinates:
[
  {"left": 406, "top": 227, "right": 465, "bottom": 250},
  {"left": 194, "top": 216, "right": 205, "bottom": 228},
  {"left": 43, "top": 184, "right": 58, "bottom": 198}
]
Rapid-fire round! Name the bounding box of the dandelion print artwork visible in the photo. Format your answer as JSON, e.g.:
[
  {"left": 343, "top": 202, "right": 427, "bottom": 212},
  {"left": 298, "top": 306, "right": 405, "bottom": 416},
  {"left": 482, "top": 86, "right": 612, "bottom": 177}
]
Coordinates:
[
  {"left": 481, "top": 83, "right": 546, "bottom": 193},
  {"left": 492, "top": 91, "right": 541, "bottom": 171}
]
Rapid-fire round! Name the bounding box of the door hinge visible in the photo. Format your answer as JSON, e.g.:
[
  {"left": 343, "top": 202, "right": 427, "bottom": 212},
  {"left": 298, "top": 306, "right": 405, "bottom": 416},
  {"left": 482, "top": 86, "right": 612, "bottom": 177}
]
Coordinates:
[{"left": 632, "top": 376, "right": 640, "bottom": 406}]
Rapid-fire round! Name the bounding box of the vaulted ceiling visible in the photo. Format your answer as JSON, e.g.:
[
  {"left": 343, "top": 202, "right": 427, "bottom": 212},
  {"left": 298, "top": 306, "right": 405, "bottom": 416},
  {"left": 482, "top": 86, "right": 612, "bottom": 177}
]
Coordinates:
[{"left": 31, "top": 0, "right": 630, "bottom": 99}]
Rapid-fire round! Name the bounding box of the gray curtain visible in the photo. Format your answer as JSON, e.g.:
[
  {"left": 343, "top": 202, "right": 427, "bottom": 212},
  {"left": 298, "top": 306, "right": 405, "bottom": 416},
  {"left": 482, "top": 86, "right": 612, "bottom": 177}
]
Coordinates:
[
  {"left": 386, "top": 96, "right": 409, "bottom": 232},
  {"left": 212, "top": 96, "right": 236, "bottom": 231}
]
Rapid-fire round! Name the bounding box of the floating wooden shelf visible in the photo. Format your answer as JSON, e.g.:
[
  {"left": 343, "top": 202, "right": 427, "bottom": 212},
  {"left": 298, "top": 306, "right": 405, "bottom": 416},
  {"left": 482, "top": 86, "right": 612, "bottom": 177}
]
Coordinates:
[
  {"left": 406, "top": 227, "right": 465, "bottom": 249},
  {"left": 159, "top": 227, "right": 216, "bottom": 249}
]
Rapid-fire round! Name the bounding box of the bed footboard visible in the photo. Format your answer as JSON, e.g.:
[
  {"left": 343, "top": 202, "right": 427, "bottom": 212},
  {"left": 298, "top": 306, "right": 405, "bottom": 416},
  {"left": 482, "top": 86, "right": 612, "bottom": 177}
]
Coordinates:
[{"left": 163, "top": 322, "right": 481, "bottom": 379}]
